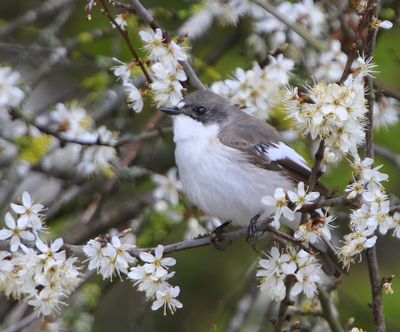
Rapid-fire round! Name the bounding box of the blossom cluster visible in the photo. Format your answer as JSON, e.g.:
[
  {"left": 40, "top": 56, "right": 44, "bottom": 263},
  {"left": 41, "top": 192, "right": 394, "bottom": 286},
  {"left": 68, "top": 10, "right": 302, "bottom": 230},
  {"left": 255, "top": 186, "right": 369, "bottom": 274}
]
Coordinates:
[
  {"left": 0, "top": 192, "right": 81, "bottom": 316},
  {"left": 340, "top": 158, "right": 397, "bottom": 268},
  {"left": 128, "top": 245, "right": 182, "bottom": 315},
  {"left": 373, "top": 96, "right": 399, "bottom": 128},
  {"left": 257, "top": 246, "right": 323, "bottom": 301},
  {"left": 38, "top": 103, "right": 118, "bottom": 176},
  {"left": 83, "top": 235, "right": 136, "bottom": 280},
  {"left": 211, "top": 54, "right": 294, "bottom": 120},
  {"left": 140, "top": 28, "right": 188, "bottom": 107},
  {"left": 261, "top": 182, "right": 327, "bottom": 236},
  {"left": 282, "top": 61, "right": 374, "bottom": 162},
  {"left": 83, "top": 237, "right": 183, "bottom": 315},
  {"left": 113, "top": 27, "right": 189, "bottom": 111}
]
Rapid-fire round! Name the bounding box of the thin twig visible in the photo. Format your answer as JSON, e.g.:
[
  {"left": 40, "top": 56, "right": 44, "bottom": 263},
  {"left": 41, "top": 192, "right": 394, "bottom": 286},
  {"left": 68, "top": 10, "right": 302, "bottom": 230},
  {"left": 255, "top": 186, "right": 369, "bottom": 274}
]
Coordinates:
[
  {"left": 362, "top": 1, "right": 386, "bottom": 331},
  {"left": 274, "top": 277, "right": 294, "bottom": 332},
  {"left": 99, "top": 0, "right": 152, "bottom": 83},
  {"left": 2, "top": 312, "right": 37, "bottom": 332},
  {"left": 318, "top": 288, "right": 344, "bottom": 332}
]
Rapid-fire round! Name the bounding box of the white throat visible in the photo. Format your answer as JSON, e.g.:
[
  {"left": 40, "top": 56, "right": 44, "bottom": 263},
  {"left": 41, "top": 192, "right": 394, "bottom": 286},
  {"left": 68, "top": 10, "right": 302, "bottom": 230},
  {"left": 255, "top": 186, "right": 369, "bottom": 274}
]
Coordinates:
[{"left": 172, "top": 115, "right": 219, "bottom": 143}]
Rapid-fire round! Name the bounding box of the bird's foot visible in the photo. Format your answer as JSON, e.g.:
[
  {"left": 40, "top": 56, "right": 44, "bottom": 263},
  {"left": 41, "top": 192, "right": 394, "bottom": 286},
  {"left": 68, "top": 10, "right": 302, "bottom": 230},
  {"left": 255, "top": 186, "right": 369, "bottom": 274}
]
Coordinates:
[
  {"left": 210, "top": 221, "right": 232, "bottom": 250},
  {"left": 246, "top": 213, "right": 261, "bottom": 252}
]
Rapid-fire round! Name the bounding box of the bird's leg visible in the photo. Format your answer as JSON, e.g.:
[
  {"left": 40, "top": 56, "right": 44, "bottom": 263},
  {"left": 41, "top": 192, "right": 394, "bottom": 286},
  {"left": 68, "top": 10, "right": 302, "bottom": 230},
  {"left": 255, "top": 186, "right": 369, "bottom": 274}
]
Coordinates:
[
  {"left": 247, "top": 212, "right": 261, "bottom": 252},
  {"left": 210, "top": 221, "right": 232, "bottom": 250}
]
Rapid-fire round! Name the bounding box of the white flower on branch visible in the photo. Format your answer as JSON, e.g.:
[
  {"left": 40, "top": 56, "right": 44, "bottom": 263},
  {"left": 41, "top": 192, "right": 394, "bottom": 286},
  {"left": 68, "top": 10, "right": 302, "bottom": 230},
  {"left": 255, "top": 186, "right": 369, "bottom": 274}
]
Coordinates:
[
  {"left": 287, "top": 182, "right": 320, "bottom": 211},
  {"left": 0, "top": 66, "right": 25, "bottom": 108},
  {"left": 314, "top": 39, "right": 348, "bottom": 82},
  {"left": 373, "top": 96, "right": 399, "bottom": 128},
  {"left": 254, "top": 0, "right": 325, "bottom": 49},
  {"left": 10, "top": 191, "right": 44, "bottom": 234},
  {"left": 0, "top": 212, "right": 35, "bottom": 252},
  {"left": 294, "top": 208, "right": 335, "bottom": 244},
  {"left": 257, "top": 246, "right": 322, "bottom": 301},
  {"left": 283, "top": 73, "right": 369, "bottom": 159},
  {"left": 262, "top": 188, "right": 295, "bottom": 228},
  {"left": 101, "top": 236, "right": 136, "bottom": 280},
  {"left": 139, "top": 28, "right": 188, "bottom": 70},
  {"left": 113, "top": 13, "right": 129, "bottom": 31},
  {"left": 291, "top": 265, "right": 320, "bottom": 299},
  {"left": 211, "top": 55, "right": 293, "bottom": 120},
  {"left": 339, "top": 230, "right": 377, "bottom": 269},
  {"left": 84, "top": 236, "right": 135, "bottom": 280},
  {"left": 140, "top": 245, "right": 176, "bottom": 278},
  {"left": 150, "top": 62, "right": 186, "bottom": 107},
  {"left": 45, "top": 103, "right": 91, "bottom": 140},
  {"left": 28, "top": 288, "right": 66, "bottom": 317},
  {"left": 83, "top": 239, "right": 103, "bottom": 272},
  {"left": 392, "top": 212, "right": 400, "bottom": 239},
  {"left": 123, "top": 82, "right": 144, "bottom": 112},
  {"left": 152, "top": 167, "right": 183, "bottom": 206},
  {"left": 151, "top": 286, "right": 183, "bottom": 315},
  {"left": 112, "top": 57, "right": 132, "bottom": 83}
]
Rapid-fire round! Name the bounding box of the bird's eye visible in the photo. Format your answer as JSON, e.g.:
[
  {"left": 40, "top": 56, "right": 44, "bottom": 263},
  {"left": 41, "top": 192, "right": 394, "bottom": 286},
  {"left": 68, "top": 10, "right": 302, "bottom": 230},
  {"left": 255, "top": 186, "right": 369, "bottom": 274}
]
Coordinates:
[{"left": 195, "top": 106, "right": 207, "bottom": 114}]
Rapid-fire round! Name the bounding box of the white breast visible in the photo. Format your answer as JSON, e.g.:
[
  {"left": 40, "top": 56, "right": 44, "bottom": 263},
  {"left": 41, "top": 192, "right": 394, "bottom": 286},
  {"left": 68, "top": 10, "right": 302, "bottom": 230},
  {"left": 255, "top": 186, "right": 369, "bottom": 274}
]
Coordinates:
[{"left": 172, "top": 115, "right": 293, "bottom": 226}]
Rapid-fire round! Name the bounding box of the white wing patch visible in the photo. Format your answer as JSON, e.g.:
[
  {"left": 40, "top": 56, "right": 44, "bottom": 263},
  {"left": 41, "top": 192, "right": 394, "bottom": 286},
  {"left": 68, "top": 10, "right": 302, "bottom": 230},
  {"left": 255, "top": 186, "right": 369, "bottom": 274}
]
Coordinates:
[{"left": 256, "top": 141, "right": 311, "bottom": 170}]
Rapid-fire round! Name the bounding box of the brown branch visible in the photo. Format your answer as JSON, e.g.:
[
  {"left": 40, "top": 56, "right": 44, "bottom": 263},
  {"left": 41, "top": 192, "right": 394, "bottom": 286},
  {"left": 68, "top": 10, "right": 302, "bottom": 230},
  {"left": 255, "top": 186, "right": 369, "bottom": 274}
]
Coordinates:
[
  {"left": 307, "top": 140, "right": 325, "bottom": 192},
  {"left": 273, "top": 277, "right": 294, "bottom": 332},
  {"left": 98, "top": 0, "right": 152, "bottom": 84},
  {"left": 362, "top": 1, "right": 386, "bottom": 331},
  {"left": 318, "top": 288, "right": 344, "bottom": 332}
]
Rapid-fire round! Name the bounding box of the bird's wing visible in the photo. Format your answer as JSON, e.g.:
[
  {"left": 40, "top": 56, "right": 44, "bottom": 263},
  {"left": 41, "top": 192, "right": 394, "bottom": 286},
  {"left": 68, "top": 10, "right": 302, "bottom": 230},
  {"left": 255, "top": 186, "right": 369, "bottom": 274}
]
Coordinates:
[{"left": 218, "top": 113, "right": 328, "bottom": 195}]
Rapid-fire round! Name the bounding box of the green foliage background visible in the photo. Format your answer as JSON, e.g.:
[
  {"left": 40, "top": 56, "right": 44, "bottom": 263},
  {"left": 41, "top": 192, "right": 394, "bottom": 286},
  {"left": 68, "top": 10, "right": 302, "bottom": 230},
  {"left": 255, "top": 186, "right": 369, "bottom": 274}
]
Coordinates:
[{"left": 1, "top": 0, "right": 400, "bottom": 331}]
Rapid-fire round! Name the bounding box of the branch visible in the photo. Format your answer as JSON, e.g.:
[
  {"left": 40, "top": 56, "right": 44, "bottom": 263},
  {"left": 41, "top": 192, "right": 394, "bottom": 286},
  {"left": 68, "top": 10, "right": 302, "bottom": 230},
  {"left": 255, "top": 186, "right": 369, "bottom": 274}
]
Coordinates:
[
  {"left": 128, "top": 0, "right": 206, "bottom": 90},
  {"left": 374, "top": 144, "right": 400, "bottom": 169},
  {"left": 252, "top": 0, "right": 326, "bottom": 52},
  {"left": 2, "top": 312, "right": 36, "bottom": 332},
  {"left": 99, "top": 0, "right": 152, "bottom": 84},
  {"left": 362, "top": 1, "right": 386, "bottom": 331},
  {"left": 307, "top": 140, "right": 325, "bottom": 192},
  {"left": 318, "top": 288, "right": 344, "bottom": 332},
  {"left": 273, "top": 277, "right": 294, "bottom": 332}
]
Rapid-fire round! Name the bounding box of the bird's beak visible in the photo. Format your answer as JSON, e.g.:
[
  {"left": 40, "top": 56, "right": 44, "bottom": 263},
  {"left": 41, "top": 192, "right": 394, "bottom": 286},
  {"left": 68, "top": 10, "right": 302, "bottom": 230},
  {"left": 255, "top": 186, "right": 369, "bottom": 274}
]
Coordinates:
[{"left": 160, "top": 107, "right": 180, "bottom": 116}]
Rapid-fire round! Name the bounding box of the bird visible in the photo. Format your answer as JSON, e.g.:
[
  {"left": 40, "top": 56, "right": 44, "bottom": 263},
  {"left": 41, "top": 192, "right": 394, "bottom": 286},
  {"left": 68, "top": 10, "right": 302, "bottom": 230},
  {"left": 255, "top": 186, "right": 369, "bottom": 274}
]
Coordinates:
[{"left": 160, "top": 90, "right": 327, "bottom": 231}]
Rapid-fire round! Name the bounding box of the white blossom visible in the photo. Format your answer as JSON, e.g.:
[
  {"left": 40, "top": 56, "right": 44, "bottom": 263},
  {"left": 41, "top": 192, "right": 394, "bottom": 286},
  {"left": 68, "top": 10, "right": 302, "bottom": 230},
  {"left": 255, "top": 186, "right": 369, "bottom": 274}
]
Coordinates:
[
  {"left": 101, "top": 236, "right": 136, "bottom": 279},
  {"left": 261, "top": 188, "right": 295, "bottom": 228},
  {"left": 10, "top": 191, "right": 44, "bottom": 233},
  {"left": 112, "top": 57, "right": 132, "bottom": 83},
  {"left": 294, "top": 208, "right": 335, "bottom": 244},
  {"left": 124, "top": 82, "right": 144, "bottom": 112},
  {"left": 152, "top": 167, "right": 182, "bottom": 206},
  {"left": 0, "top": 212, "right": 35, "bottom": 251},
  {"left": 211, "top": 55, "right": 293, "bottom": 120},
  {"left": 291, "top": 265, "right": 320, "bottom": 298},
  {"left": 113, "top": 13, "right": 128, "bottom": 31},
  {"left": 0, "top": 66, "right": 25, "bottom": 108},
  {"left": 139, "top": 245, "right": 176, "bottom": 278},
  {"left": 287, "top": 182, "right": 320, "bottom": 211},
  {"left": 373, "top": 97, "right": 399, "bottom": 128},
  {"left": 151, "top": 286, "right": 183, "bottom": 315}
]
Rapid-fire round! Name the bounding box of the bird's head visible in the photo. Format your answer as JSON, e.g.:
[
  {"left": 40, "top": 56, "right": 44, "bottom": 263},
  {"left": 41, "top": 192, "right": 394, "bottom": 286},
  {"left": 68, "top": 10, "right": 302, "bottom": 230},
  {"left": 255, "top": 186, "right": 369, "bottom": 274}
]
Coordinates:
[{"left": 160, "top": 90, "right": 234, "bottom": 125}]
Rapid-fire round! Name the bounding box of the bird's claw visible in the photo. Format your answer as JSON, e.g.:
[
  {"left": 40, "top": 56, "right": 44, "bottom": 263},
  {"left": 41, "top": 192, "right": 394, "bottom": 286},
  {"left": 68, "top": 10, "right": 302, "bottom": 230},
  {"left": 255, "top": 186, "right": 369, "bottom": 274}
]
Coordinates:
[
  {"left": 210, "top": 221, "right": 232, "bottom": 250},
  {"left": 246, "top": 213, "right": 261, "bottom": 252}
]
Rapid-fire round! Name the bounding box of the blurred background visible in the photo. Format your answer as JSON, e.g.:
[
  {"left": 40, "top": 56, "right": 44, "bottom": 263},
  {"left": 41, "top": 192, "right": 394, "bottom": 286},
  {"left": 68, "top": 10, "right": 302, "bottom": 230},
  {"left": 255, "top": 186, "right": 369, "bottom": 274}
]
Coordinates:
[{"left": 1, "top": 0, "right": 400, "bottom": 331}]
